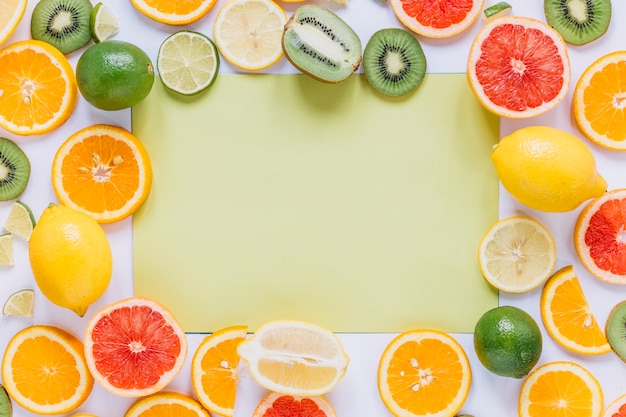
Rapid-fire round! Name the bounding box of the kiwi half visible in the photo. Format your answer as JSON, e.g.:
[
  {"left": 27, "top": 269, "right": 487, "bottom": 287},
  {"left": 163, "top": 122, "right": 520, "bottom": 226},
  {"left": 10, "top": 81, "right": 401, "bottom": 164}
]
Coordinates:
[
  {"left": 606, "top": 300, "right": 626, "bottom": 362},
  {"left": 282, "top": 5, "right": 362, "bottom": 83},
  {"left": 544, "top": 0, "right": 611, "bottom": 46},
  {"left": 363, "top": 28, "right": 427, "bottom": 97},
  {"left": 0, "top": 138, "right": 31, "bottom": 201},
  {"left": 31, "top": 0, "right": 93, "bottom": 54}
]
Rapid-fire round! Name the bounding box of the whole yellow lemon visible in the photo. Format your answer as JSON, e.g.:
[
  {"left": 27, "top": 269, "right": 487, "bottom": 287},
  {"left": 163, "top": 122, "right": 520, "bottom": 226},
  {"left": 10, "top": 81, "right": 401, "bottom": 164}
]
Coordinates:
[
  {"left": 492, "top": 126, "right": 607, "bottom": 212},
  {"left": 29, "top": 204, "right": 112, "bottom": 316}
]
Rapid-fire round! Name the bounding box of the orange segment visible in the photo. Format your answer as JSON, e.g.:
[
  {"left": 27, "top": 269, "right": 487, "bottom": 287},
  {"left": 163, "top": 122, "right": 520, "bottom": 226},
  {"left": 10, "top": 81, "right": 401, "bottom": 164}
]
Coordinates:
[
  {"left": 130, "top": 0, "right": 217, "bottom": 25},
  {"left": 0, "top": 40, "right": 77, "bottom": 135},
  {"left": 518, "top": 361, "right": 603, "bottom": 417},
  {"left": 252, "top": 392, "right": 337, "bottom": 417},
  {"left": 573, "top": 51, "right": 626, "bottom": 150},
  {"left": 540, "top": 265, "right": 610, "bottom": 355},
  {"left": 124, "top": 391, "right": 210, "bottom": 417},
  {"left": 0, "top": 0, "right": 27, "bottom": 46},
  {"left": 390, "top": 0, "right": 485, "bottom": 38},
  {"left": 1, "top": 325, "right": 94, "bottom": 415},
  {"left": 191, "top": 325, "right": 248, "bottom": 417},
  {"left": 51, "top": 124, "right": 153, "bottom": 224},
  {"left": 378, "top": 329, "right": 471, "bottom": 417}
]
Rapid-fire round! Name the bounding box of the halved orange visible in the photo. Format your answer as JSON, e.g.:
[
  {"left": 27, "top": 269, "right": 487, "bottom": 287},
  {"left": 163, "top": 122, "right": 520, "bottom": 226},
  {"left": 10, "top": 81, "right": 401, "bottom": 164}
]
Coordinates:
[
  {"left": 51, "top": 124, "right": 153, "bottom": 224},
  {"left": 0, "top": 40, "right": 77, "bottom": 135},
  {"left": 252, "top": 392, "right": 337, "bottom": 417},
  {"left": 518, "top": 361, "right": 603, "bottom": 417},
  {"left": 0, "top": 0, "right": 27, "bottom": 46},
  {"left": 191, "top": 325, "right": 248, "bottom": 417},
  {"left": 124, "top": 391, "right": 209, "bottom": 417},
  {"left": 130, "top": 0, "right": 217, "bottom": 25},
  {"left": 573, "top": 51, "right": 626, "bottom": 150},
  {"left": 390, "top": 0, "right": 485, "bottom": 38},
  {"left": 540, "top": 265, "right": 611, "bottom": 355},
  {"left": 1, "top": 325, "right": 94, "bottom": 415},
  {"left": 378, "top": 329, "right": 471, "bottom": 417}
]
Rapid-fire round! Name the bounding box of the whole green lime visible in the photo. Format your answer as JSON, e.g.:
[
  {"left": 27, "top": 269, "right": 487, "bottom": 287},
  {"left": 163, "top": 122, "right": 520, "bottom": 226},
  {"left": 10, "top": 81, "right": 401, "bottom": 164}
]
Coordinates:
[
  {"left": 76, "top": 40, "right": 154, "bottom": 111},
  {"left": 473, "top": 305, "right": 542, "bottom": 379}
]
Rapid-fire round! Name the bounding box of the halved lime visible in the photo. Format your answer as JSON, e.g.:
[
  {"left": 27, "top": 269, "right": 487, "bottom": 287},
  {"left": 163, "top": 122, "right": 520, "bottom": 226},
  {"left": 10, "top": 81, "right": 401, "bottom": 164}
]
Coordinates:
[
  {"left": 157, "top": 30, "right": 220, "bottom": 96},
  {"left": 3, "top": 289, "right": 34, "bottom": 317},
  {"left": 0, "top": 233, "right": 13, "bottom": 266},
  {"left": 4, "top": 200, "right": 36, "bottom": 240},
  {"left": 90, "top": 2, "right": 120, "bottom": 43},
  {"left": 0, "top": 385, "right": 11, "bottom": 417},
  {"left": 483, "top": 1, "right": 512, "bottom": 21}
]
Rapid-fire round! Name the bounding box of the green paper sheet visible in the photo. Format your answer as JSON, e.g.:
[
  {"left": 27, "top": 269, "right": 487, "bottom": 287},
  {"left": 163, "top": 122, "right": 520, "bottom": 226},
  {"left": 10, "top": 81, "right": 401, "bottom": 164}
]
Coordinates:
[{"left": 132, "top": 73, "right": 499, "bottom": 333}]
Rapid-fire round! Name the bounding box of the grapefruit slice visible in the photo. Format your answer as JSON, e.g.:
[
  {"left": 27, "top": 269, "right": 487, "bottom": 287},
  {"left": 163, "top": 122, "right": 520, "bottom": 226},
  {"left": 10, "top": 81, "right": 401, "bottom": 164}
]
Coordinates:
[
  {"left": 390, "top": 0, "right": 485, "bottom": 38},
  {"left": 84, "top": 297, "right": 188, "bottom": 397},
  {"left": 467, "top": 16, "right": 570, "bottom": 118},
  {"left": 252, "top": 392, "right": 337, "bottom": 417},
  {"left": 575, "top": 189, "right": 626, "bottom": 285}
]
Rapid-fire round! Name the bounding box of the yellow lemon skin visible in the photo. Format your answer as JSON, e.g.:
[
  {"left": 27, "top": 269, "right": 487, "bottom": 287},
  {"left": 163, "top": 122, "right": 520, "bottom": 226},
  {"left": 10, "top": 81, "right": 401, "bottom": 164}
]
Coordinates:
[
  {"left": 29, "top": 204, "right": 112, "bottom": 317},
  {"left": 492, "top": 126, "right": 607, "bottom": 212}
]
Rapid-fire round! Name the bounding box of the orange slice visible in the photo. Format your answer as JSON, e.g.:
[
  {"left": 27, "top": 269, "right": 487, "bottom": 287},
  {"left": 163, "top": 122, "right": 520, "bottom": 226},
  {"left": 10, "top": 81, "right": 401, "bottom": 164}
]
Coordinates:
[
  {"left": 518, "top": 361, "right": 603, "bottom": 417},
  {"left": 390, "top": 0, "right": 485, "bottom": 38},
  {"left": 1, "top": 325, "right": 94, "bottom": 415},
  {"left": 540, "top": 265, "right": 611, "bottom": 355},
  {"left": 573, "top": 50, "right": 626, "bottom": 150},
  {"left": 0, "top": 40, "right": 77, "bottom": 135},
  {"left": 130, "top": 0, "right": 217, "bottom": 25},
  {"left": 378, "top": 329, "right": 471, "bottom": 417},
  {"left": 191, "top": 325, "right": 248, "bottom": 417},
  {"left": 467, "top": 16, "right": 570, "bottom": 118},
  {"left": 124, "top": 391, "right": 210, "bottom": 417},
  {"left": 252, "top": 392, "right": 337, "bottom": 417},
  {"left": 51, "top": 124, "right": 153, "bottom": 224},
  {"left": 84, "top": 297, "right": 188, "bottom": 397},
  {"left": 574, "top": 188, "right": 626, "bottom": 284},
  {"left": 0, "top": 0, "right": 27, "bottom": 46}
]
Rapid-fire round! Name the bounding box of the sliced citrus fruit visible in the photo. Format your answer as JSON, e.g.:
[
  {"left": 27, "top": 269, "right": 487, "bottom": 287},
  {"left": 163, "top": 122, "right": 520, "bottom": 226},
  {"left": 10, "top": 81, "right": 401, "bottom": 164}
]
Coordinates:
[
  {"left": 467, "top": 16, "right": 570, "bottom": 118},
  {"left": 0, "top": 40, "right": 78, "bottom": 135},
  {"left": 191, "top": 325, "right": 248, "bottom": 417},
  {"left": 84, "top": 297, "right": 188, "bottom": 397},
  {"left": 124, "top": 391, "right": 210, "bottom": 417},
  {"left": 604, "top": 393, "right": 626, "bottom": 417},
  {"left": 540, "top": 265, "right": 611, "bottom": 355},
  {"left": 237, "top": 320, "right": 349, "bottom": 396},
  {"left": 478, "top": 216, "right": 556, "bottom": 293},
  {"left": 157, "top": 30, "right": 220, "bottom": 96},
  {"left": 90, "top": 2, "right": 120, "bottom": 43},
  {"left": 573, "top": 51, "right": 626, "bottom": 150},
  {"left": 0, "top": 233, "right": 14, "bottom": 266},
  {"left": 1, "top": 325, "right": 94, "bottom": 415},
  {"left": 3, "top": 200, "right": 36, "bottom": 240},
  {"left": 51, "top": 124, "right": 153, "bottom": 224},
  {"left": 213, "top": 0, "right": 287, "bottom": 71},
  {"left": 390, "top": 0, "right": 485, "bottom": 38},
  {"left": 0, "top": 0, "right": 27, "bottom": 46},
  {"left": 575, "top": 189, "right": 626, "bottom": 284},
  {"left": 130, "top": 0, "right": 216, "bottom": 25},
  {"left": 518, "top": 361, "right": 603, "bottom": 417},
  {"left": 252, "top": 392, "right": 337, "bottom": 417},
  {"left": 378, "top": 329, "right": 471, "bottom": 417},
  {"left": 3, "top": 289, "right": 34, "bottom": 317}
]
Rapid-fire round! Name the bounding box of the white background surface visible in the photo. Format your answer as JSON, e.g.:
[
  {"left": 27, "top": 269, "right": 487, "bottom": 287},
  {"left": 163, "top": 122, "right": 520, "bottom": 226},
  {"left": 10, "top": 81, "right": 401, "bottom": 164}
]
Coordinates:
[{"left": 1, "top": 0, "right": 626, "bottom": 416}]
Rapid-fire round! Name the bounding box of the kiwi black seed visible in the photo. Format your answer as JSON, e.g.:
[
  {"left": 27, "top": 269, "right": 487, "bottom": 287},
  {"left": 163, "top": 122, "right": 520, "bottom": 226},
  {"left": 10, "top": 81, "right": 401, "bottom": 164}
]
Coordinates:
[
  {"left": 0, "top": 138, "right": 31, "bottom": 201},
  {"left": 363, "top": 28, "right": 427, "bottom": 97},
  {"left": 606, "top": 300, "right": 626, "bottom": 362},
  {"left": 544, "top": 0, "right": 611, "bottom": 46},
  {"left": 282, "top": 5, "right": 362, "bottom": 84},
  {"left": 31, "top": 0, "right": 93, "bottom": 54}
]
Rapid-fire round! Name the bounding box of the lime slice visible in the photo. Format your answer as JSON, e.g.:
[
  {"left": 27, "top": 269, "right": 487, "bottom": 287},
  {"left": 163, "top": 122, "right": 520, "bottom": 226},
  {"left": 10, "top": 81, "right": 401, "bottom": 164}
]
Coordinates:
[
  {"left": 0, "top": 385, "right": 11, "bottom": 417},
  {"left": 0, "top": 233, "right": 13, "bottom": 266},
  {"left": 483, "top": 1, "right": 512, "bottom": 21},
  {"left": 3, "top": 289, "right": 34, "bottom": 317},
  {"left": 4, "top": 200, "right": 36, "bottom": 240},
  {"left": 157, "top": 30, "right": 220, "bottom": 96},
  {"left": 90, "top": 2, "right": 120, "bottom": 43}
]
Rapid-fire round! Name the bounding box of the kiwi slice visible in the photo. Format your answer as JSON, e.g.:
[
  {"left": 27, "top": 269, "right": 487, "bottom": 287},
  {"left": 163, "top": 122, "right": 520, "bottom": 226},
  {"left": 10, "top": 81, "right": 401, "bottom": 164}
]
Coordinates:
[
  {"left": 362, "top": 28, "right": 427, "bottom": 97},
  {"left": 282, "top": 5, "right": 362, "bottom": 83},
  {"left": 0, "top": 138, "right": 31, "bottom": 201},
  {"left": 0, "top": 385, "right": 11, "bottom": 417},
  {"left": 544, "top": 0, "right": 611, "bottom": 46},
  {"left": 606, "top": 300, "right": 626, "bottom": 362},
  {"left": 31, "top": 0, "right": 93, "bottom": 54}
]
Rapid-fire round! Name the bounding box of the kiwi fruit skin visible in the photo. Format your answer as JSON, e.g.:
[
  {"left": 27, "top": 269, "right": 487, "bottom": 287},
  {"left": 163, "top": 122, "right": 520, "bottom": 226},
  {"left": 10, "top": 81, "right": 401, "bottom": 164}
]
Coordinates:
[
  {"left": 0, "top": 138, "right": 31, "bottom": 201},
  {"left": 31, "top": 0, "right": 94, "bottom": 54},
  {"left": 544, "top": 0, "right": 611, "bottom": 46},
  {"left": 606, "top": 300, "right": 626, "bottom": 362},
  {"left": 363, "top": 28, "right": 427, "bottom": 97},
  {"left": 282, "top": 5, "right": 362, "bottom": 84}
]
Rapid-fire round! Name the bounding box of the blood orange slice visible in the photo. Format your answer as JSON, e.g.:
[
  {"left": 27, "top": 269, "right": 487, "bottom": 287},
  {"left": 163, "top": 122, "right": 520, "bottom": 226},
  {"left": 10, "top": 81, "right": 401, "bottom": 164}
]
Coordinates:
[
  {"left": 575, "top": 189, "right": 626, "bottom": 285},
  {"left": 467, "top": 16, "right": 570, "bottom": 118},
  {"left": 84, "top": 297, "right": 188, "bottom": 397},
  {"left": 252, "top": 392, "right": 337, "bottom": 417},
  {"left": 390, "top": 0, "right": 485, "bottom": 38}
]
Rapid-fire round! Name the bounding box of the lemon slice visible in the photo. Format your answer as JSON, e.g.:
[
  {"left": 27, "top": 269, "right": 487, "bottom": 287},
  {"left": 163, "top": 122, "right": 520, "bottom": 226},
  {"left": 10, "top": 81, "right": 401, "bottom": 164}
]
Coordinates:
[
  {"left": 4, "top": 200, "right": 36, "bottom": 240},
  {"left": 0, "top": 0, "right": 27, "bottom": 45},
  {"left": 157, "top": 31, "right": 220, "bottom": 96},
  {"left": 90, "top": 2, "right": 120, "bottom": 43},
  {"left": 3, "top": 289, "right": 34, "bottom": 317},
  {"left": 478, "top": 216, "right": 556, "bottom": 293},
  {"left": 0, "top": 233, "right": 14, "bottom": 266}
]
